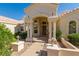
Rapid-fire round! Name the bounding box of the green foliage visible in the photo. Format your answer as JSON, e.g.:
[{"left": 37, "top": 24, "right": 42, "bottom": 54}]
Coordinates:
[
  {"left": 14, "top": 31, "right": 27, "bottom": 41},
  {"left": 19, "top": 31, "right": 27, "bottom": 40},
  {"left": 56, "top": 28, "right": 62, "bottom": 41},
  {"left": 14, "top": 31, "right": 20, "bottom": 39},
  {"left": 68, "top": 33, "right": 79, "bottom": 46},
  {"left": 0, "top": 24, "right": 16, "bottom": 56}
]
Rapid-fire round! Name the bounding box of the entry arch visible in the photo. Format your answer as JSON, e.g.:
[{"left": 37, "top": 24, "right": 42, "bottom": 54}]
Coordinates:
[{"left": 32, "top": 15, "right": 49, "bottom": 37}]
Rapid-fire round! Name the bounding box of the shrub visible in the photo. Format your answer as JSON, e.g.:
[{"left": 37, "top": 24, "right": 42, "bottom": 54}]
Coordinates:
[
  {"left": 14, "top": 31, "right": 20, "bottom": 39},
  {"left": 0, "top": 24, "right": 16, "bottom": 56},
  {"left": 56, "top": 28, "right": 62, "bottom": 41},
  {"left": 67, "top": 33, "right": 79, "bottom": 46},
  {"left": 19, "top": 31, "right": 27, "bottom": 40},
  {"left": 14, "top": 31, "right": 27, "bottom": 41}
]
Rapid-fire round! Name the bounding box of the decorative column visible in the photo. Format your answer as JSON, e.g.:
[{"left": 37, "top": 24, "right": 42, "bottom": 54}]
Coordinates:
[
  {"left": 23, "top": 16, "right": 30, "bottom": 41},
  {"left": 53, "top": 21, "right": 56, "bottom": 38},
  {"left": 48, "top": 21, "right": 52, "bottom": 40},
  {"left": 52, "top": 19, "right": 57, "bottom": 44},
  {"left": 48, "top": 16, "right": 58, "bottom": 43},
  {"left": 27, "top": 23, "right": 30, "bottom": 41},
  {"left": 29, "top": 20, "right": 33, "bottom": 42}
]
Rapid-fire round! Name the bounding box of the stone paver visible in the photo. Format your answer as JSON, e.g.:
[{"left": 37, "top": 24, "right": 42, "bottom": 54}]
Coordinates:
[{"left": 20, "top": 42, "right": 44, "bottom": 56}]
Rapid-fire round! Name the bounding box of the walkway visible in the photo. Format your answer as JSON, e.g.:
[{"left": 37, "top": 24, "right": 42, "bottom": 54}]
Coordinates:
[{"left": 20, "top": 42, "right": 45, "bottom": 56}]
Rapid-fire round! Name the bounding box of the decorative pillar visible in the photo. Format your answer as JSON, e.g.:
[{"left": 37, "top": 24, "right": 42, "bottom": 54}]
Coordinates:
[
  {"left": 27, "top": 23, "right": 30, "bottom": 41},
  {"left": 53, "top": 21, "right": 56, "bottom": 38},
  {"left": 48, "top": 16, "right": 58, "bottom": 43},
  {"left": 29, "top": 20, "right": 33, "bottom": 42},
  {"left": 49, "top": 21, "right": 52, "bottom": 39},
  {"left": 52, "top": 21, "right": 57, "bottom": 44}
]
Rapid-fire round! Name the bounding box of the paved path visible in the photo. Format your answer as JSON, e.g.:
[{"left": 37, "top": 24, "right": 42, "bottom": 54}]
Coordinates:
[{"left": 20, "top": 42, "right": 45, "bottom": 56}]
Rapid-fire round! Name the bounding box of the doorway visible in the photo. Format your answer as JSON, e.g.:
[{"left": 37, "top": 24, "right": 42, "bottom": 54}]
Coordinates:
[
  {"left": 33, "top": 16, "right": 48, "bottom": 37},
  {"left": 42, "top": 25, "right": 47, "bottom": 36}
]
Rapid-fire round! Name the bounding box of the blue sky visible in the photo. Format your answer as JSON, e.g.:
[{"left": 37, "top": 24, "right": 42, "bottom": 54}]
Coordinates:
[
  {"left": 58, "top": 3, "right": 79, "bottom": 15},
  {"left": 0, "top": 3, "right": 79, "bottom": 20}
]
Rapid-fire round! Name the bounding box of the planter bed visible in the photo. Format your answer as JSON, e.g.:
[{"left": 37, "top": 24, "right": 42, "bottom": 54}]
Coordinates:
[
  {"left": 60, "top": 38, "right": 78, "bottom": 49},
  {"left": 11, "top": 41, "right": 25, "bottom": 52}
]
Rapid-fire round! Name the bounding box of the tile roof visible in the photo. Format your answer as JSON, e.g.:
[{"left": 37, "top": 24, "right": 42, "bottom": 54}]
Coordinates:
[
  {"left": 0, "top": 16, "right": 19, "bottom": 25},
  {"left": 60, "top": 8, "right": 79, "bottom": 17}
]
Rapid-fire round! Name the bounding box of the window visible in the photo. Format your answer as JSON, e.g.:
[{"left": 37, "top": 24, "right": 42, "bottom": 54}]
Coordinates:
[
  {"left": 20, "top": 26, "right": 24, "bottom": 31},
  {"left": 34, "top": 30, "right": 38, "bottom": 33},
  {"left": 42, "top": 22, "right": 46, "bottom": 24},
  {"left": 34, "top": 20, "right": 37, "bottom": 22},
  {"left": 69, "top": 21, "right": 76, "bottom": 34},
  {"left": 33, "top": 20, "right": 38, "bottom": 33}
]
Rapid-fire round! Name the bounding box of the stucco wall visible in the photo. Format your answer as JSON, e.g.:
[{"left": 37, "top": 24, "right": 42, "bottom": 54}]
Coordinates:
[
  {"left": 25, "top": 4, "right": 58, "bottom": 19},
  {"left": 59, "top": 48, "right": 79, "bottom": 56},
  {"left": 5, "top": 23, "right": 16, "bottom": 34},
  {"left": 59, "top": 10, "right": 79, "bottom": 36},
  {"left": 24, "top": 4, "right": 58, "bottom": 37},
  {"left": 47, "top": 48, "right": 79, "bottom": 56},
  {"left": 61, "top": 38, "right": 78, "bottom": 49}
]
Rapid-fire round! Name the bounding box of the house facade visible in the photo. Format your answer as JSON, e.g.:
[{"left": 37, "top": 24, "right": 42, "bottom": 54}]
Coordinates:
[
  {"left": 24, "top": 3, "right": 79, "bottom": 41},
  {"left": 0, "top": 16, "right": 19, "bottom": 34}
]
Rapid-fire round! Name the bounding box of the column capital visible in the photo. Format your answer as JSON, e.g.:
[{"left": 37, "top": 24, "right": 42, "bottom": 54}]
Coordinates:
[
  {"left": 29, "top": 20, "right": 33, "bottom": 24},
  {"left": 48, "top": 16, "right": 58, "bottom": 22}
]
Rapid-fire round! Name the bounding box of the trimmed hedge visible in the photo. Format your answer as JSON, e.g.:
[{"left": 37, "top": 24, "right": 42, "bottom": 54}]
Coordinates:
[{"left": 67, "top": 33, "right": 79, "bottom": 46}]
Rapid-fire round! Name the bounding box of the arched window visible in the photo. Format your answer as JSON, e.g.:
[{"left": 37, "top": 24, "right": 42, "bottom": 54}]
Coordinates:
[{"left": 69, "top": 21, "right": 76, "bottom": 34}]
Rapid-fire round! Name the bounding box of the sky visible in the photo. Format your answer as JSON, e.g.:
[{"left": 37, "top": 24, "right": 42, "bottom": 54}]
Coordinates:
[{"left": 0, "top": 3, "right": 79, "bottom": 20}]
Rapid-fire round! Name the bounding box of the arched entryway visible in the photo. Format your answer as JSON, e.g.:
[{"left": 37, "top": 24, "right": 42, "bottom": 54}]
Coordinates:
[{"left": 33, "top": 16, "right": 48, "bottom": 39}]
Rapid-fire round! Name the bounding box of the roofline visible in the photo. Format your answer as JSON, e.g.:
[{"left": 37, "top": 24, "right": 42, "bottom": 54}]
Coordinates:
[
  {"left": 24, "top": 3, "right": 59, "bottom": 14},
  {"left": 0, "top": 16, "right": 19, "bottom": 25},
  {"left": 59, "top": 8, "right": 79, "bottom": 17}
]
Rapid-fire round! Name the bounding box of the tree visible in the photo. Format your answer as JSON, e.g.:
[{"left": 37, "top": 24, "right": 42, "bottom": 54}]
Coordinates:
[{"left": 0, "top": 24, "right": 16, "bottom": 56}]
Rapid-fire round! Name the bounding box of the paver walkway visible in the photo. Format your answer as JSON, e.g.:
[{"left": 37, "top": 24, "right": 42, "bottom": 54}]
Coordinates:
[{"left": 20, "top": 42, "right": 45, "bottom": 56}]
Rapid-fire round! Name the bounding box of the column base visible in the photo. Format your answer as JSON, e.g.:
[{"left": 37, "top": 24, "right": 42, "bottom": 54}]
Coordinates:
[
  {"left": 52, "top": 37, "right": 57, "bottom": 44},
  {"left": 26, "top": 38, "right": 33, "bottom": 42},
  {"left": 48, "top": 38, "right": 53, "bottom": 44},
  {"left": 48, "top": 38, "right": 57, "bottom": 44}
]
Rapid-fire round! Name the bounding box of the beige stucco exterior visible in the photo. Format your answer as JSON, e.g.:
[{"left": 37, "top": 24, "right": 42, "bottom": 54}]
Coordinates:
[
  {"left": 24, "top": 3, "right": 79, "bottom": 41},
  {"left": 24, "top": 3, "right": 58, "bottom": 18},
  {"left": 24, "top": 3, "right": 59, "bottom": 41},
  {"left": 0, "top": 16, "right": 19, "bottom": 34},
  {"left": 5, "top": 23, "right": 16, "bottom": 34},
  {"left": 0, "top": 22, "right": 17, "bottom": 34},
  {"left": 59, "top": 9, "right": 79, "bottom": 36}
]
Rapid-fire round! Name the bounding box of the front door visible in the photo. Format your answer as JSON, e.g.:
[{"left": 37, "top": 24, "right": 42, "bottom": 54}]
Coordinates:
[{"left": 42, "top": 25, "right": 46, "bottom": 36}]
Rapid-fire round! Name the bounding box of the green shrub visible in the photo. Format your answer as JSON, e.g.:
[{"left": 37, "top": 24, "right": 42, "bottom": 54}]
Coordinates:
[
  {"left": 67, "top": 33, "right": 79, "bottom": 46},
  {"left": 56, "top": 28, "right": 62, "bottom": 41},
  {"left": 0, "top": 24, "right": 16, "bottom": 56},
  {"left": 14, "top": 31, "right": 20, "bottom": 39},
  {"left": 19, "top": 31, "right": 27, "bottom": 40}
]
